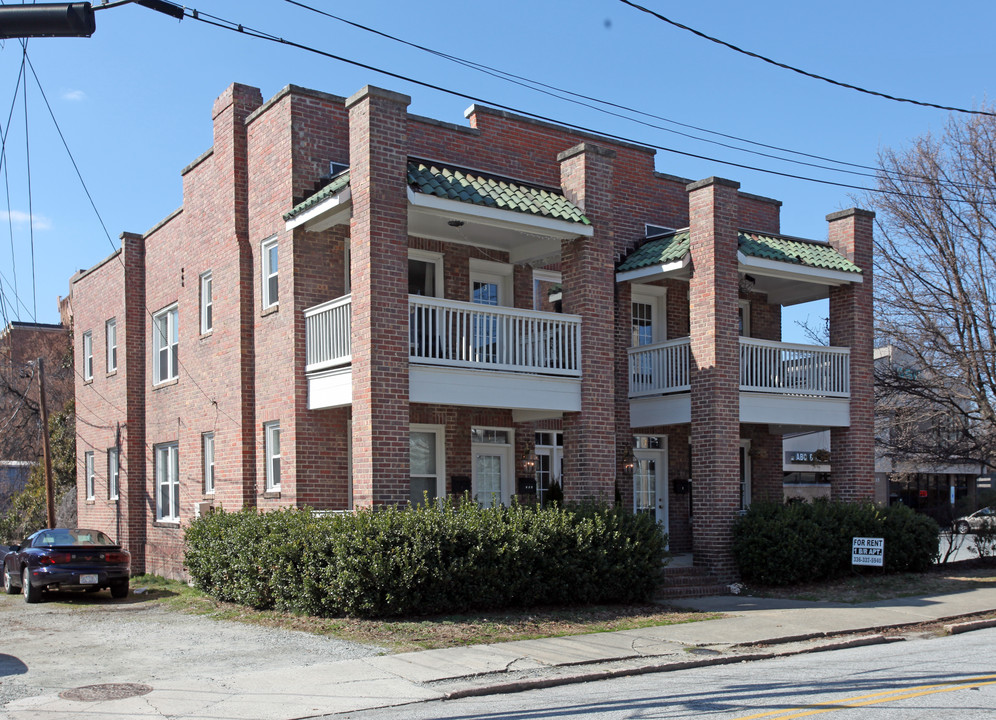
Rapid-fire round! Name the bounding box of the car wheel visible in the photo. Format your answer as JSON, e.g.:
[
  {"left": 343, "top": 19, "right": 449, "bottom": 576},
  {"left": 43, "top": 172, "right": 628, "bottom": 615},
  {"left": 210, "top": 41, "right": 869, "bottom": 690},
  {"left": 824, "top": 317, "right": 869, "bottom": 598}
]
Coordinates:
[
  {"left": 3, "top": 566, "right": 18, "bottom": 595},
  {"left": 110, "top": 580, "right": 129, "bottom": 599},
  {"left": 956, "top": 520, "right": 971, "bottom": 535},
  {"left": 22, "top": 567, "right": 40, "bottom": 604}
]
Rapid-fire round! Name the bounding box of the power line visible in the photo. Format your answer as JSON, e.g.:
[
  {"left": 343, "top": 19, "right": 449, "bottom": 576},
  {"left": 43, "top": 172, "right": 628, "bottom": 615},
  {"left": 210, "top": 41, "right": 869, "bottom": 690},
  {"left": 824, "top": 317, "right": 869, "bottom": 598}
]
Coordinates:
[
  {"left": 1, "top": 54, "right": 26, "bottom": 319},
  {"left": 172, "top": 3, "right": 996, "bottom": 206},
  {"left": 20, "top": 39, "right": 36, "bottom": 320},
  {"left": 617, "top": 0, "right": 996, "bottom": 118},
  {"left": 284, "top": 0, "right": 982, "bottom": 191}
]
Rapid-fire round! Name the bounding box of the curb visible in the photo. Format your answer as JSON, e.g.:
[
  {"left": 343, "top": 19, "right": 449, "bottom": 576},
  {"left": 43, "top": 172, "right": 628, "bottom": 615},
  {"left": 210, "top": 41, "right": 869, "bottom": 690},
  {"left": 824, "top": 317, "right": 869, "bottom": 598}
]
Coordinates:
[
  {"left": 443, "top": 634, "right": 899, "bottom": 701},
  {"left": 944, "top": 617, "right": 996, "bottom": 635}
]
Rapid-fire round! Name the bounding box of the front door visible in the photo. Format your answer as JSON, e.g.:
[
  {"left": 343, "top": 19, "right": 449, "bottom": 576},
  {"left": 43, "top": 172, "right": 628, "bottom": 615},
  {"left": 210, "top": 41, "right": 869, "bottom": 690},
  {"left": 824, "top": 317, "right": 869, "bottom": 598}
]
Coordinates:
[
  {"left": 473, "top": 446, "right": 511, "bottom": 508},
  {"left": 634, "top": 446, "right": 668, "bottom": 541}
]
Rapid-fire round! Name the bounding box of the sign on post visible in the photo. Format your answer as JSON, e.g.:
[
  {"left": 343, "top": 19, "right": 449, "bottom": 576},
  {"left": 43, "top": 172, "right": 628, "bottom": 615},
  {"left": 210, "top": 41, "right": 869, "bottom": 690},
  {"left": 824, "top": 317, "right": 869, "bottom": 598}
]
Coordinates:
[{"left": 852, "top": 537, "right": 884, "bottom": 567}]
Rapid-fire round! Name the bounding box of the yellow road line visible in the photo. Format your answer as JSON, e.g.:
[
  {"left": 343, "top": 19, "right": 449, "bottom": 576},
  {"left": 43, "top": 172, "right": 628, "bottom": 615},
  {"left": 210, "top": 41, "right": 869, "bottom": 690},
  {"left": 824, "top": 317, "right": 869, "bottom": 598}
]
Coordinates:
[{"left": 732, "top": 675, "right": 996, "bottom": 720}]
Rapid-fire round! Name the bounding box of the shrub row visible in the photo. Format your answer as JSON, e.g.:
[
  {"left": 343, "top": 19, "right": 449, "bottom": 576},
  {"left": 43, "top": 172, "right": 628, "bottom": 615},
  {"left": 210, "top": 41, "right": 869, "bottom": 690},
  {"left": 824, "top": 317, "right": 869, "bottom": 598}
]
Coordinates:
[
  {"left": 184, "top": 500, "right": 668, "bottom": 617},
  {"left": 732, "top": 501, "right": 939, "bottom": 586}
]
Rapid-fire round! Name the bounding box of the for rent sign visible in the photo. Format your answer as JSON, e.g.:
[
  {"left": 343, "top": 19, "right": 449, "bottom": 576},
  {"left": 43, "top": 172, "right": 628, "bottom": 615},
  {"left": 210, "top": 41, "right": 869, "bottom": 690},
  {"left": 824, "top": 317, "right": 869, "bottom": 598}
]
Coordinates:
[{"left": 852, "top": 537, "right": 884, "bottom": 567}]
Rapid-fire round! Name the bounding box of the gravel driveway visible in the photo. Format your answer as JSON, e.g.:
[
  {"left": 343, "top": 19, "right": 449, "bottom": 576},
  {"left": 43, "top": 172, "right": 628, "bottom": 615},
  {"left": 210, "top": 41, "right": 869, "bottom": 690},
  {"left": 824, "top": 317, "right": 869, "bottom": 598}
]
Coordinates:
[{"left": 0, "top": 589, "right": 384, "bottom": 713}]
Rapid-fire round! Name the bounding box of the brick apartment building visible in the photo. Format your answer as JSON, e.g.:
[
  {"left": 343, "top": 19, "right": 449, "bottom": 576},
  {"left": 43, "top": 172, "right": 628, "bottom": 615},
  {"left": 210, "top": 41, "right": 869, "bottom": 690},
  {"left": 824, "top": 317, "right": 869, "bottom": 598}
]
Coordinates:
[{"left": 71, "top": 82, "right": 874, "bottom": 581}]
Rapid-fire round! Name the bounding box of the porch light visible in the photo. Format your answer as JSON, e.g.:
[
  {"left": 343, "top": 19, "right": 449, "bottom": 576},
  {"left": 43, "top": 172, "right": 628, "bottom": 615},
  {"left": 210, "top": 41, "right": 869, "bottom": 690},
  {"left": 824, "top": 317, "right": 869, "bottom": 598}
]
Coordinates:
[
  {"left": 738, "top": 274, "right": 756, "bottom": 294},
  {"left": 519, "top": 447, "right": 535, "bottom": 475},
  {"left": 622, "top": 445, "right": 635, "bottom": 475}
]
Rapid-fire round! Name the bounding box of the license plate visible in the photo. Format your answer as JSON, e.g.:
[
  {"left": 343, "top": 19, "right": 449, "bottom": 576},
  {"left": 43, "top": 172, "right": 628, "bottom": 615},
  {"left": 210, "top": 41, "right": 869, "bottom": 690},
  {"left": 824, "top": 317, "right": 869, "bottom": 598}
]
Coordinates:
[{"left": 80, "top": 574, "right": 98, "bottom": 585}]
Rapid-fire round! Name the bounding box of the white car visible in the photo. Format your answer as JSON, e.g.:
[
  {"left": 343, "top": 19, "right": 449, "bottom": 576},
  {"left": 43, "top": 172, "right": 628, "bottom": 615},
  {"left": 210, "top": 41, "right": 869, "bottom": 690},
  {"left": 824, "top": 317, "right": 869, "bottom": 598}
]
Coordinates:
[{"left": 954, "top": 507, "right": 995, "bottom": 534}]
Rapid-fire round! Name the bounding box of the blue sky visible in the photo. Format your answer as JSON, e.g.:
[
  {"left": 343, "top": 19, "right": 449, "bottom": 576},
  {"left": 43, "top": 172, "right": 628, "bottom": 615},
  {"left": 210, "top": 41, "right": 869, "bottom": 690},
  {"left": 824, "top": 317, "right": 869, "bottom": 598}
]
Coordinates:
[{"left": 1, "top": 0, "right": 994, "bottom": 339}]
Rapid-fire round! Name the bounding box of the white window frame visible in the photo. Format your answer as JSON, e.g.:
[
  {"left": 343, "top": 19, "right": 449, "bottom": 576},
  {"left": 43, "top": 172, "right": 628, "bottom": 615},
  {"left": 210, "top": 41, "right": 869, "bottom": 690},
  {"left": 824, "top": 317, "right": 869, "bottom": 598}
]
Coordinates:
[
  {"left": 200, "top": 271, "right": 213, "bottom": 334},
  {"left": 85, "top": 450, "right": 95, "bottom": 500},
  {"left": 153, "top": 304, "right": 179, "bottom": 385},
  {"left": 107, "top": 447, "right": 119, "bottom": 500},
  {"left": 470, "top": 426, "right": 514, "bottom": 508},
  {"left": 264, "top": 421, "right": 281, "bottom": 491},
  {"left": 469, "top": 258, "right": 513, "bottom": 307},
  {"left": 203, "top": 432, "right": 215, "bottom": 495},
  {"left": 82, "top": 331, "right": 93, "bottom": 381},
  {"left": 262, "top": 236, "right": 279, "bottom": 309},
  {"left": 105, "top": 319, "right": 117, "bottom": 372},
  {"left": 408, "top": 248, "right": 444, "bottom": 298},
  {"left": 155, "top": 442, "right": 180, "bottom": 522},
  {"left": 631, "top": 286, "right": 668, "bottom": 345},
  {"left": 532, "top": 269, "right": 562, "bottom": 310},
  {"left": 410, "top": 423, "right": 445, "bottom": 505}
]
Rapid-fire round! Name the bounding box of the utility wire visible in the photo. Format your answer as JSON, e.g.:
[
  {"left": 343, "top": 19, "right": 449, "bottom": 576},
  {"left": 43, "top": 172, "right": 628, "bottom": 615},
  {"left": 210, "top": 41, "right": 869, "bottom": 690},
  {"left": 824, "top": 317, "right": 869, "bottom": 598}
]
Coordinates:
[
  {"left": 618, "top": 0, "right": 996, "bottom": 118},
  {"left": 169, "top": 2, "right": 996, "bottom": 205},
  {"left": 284, "top": 0, "right": 983, "bottom": 191},
  {"left": 20, "top": 39, "right": 36, "bottom": 320},
  {"left": 1, "top": 56, "right": 25, "bottom": 316}
]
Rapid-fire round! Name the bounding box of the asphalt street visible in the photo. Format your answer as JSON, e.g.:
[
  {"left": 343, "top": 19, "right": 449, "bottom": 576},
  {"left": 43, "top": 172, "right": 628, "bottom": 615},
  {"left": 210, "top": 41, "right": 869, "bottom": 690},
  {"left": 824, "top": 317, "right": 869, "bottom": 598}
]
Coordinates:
[{"left": 336, "top": 627, "right": 996, "bottom": 720}]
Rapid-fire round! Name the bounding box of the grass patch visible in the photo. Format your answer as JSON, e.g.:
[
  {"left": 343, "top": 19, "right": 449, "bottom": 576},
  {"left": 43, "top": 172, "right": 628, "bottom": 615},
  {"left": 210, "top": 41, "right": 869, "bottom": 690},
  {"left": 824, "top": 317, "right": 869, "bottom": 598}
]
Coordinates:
[
  {"left": 744, "top": 564, "right": 996, "bottom": 604},
  {"left": 130, "top": 575, "right": 718, "bottom": 653}
]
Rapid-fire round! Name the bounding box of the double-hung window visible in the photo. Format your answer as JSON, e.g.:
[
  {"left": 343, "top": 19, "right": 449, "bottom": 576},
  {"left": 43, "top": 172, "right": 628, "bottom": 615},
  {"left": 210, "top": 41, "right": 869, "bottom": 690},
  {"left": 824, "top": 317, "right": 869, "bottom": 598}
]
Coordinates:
[
  {"left": 202, "top": 432, "right": 215, "bottom": 494},
  {"left": 153, "top": 305, "right": 179, "bottom": 384},
  {"left": 108, "top": 447, "right": 119, "bottom": 500},
  {"left": 105, "top": 319, "right": 117, "bottom": 372},
  {"left": 85, "top": 451, "right": 95, "bottom": 500},
  {"left": 155, "top": 442, "right": 179, "bottom": 522},
  {"left": 200, "top": 271, "right": 213, "bottom": 333},
  {"left": 262, "top": 237, "right": 278, "bottom": 309},
  {"left": 82, "top": 331, "right": 93, "bottom": 381},
  {"left": 264, "top": 422, "right": 281, "bottom": 491}
]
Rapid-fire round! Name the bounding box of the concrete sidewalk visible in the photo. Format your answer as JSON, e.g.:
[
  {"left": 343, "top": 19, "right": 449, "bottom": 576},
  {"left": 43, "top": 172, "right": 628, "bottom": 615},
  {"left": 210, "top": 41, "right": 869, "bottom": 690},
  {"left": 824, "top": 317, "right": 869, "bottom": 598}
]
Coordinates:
[{"left": 7, "top": 585, "right": 996, "bottom": 720}]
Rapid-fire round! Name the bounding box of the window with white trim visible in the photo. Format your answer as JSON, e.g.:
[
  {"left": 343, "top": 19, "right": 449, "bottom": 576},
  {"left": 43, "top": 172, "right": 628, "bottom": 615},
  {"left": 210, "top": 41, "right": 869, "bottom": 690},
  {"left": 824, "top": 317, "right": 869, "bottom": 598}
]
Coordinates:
[
  {"left": 262, "top": 237, "right": 279, "bottom": 309},
  {"left": 105, "top": 319, "right": 117, "bottom": 372},
  {"left": 153, "top": 305, "right": 178, "bottom": 384},
  {"left": 407, "top": 249, "right": 443, "bottom": 297},
  {"left": 200, "top": 271, "right": 213, "bottom": 333},
  {"left": 107, "top": 447, "right": 119, "bottom": 500},
  {"left": 203, "top": 432, "right": 215, "bottom": 494},
  {"left": 410, "top": 425, "right": 444, "bottom": 505},
  {"left": 155, "top": 442, "right": 179, "bottom": 522},
  {"left": 85, "top": 451, "right": 95, "bottom": 500},
  {"left": 631, "top": 287, "right": 667, "bottom": 346},
  {"left": 82, "top": 331, "right": 93, "bottom": 381},
  {"left": 264, "top": 422, "right": 281, "bottom": 491}
]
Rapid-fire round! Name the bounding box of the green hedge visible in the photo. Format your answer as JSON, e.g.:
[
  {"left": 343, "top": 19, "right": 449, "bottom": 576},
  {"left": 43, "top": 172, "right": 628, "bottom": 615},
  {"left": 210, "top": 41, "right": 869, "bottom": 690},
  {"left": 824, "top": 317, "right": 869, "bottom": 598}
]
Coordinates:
[
  {"left": 732, "top": 501, "right": 939, "bottom": 585},
  {"left": 184, "top": 500, "right": 668, "bottom": 617}
]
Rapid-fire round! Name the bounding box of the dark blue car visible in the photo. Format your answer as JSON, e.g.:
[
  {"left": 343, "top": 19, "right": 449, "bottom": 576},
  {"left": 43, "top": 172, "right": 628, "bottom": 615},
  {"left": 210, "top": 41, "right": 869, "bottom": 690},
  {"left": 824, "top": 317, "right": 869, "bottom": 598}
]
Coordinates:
[{"left": 3, "top": 528, "right": 130, "bottom": 603}]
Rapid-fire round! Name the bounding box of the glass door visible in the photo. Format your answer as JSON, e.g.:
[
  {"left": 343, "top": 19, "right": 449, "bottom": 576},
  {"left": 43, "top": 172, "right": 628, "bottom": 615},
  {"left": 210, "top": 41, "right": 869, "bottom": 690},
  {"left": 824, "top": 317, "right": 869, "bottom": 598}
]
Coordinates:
[
  {"left": 471, "top": 272, "right": 504, "bottom": 364},
  {"left": 633, "top": 437, "right": 668, "bottom": 541}
]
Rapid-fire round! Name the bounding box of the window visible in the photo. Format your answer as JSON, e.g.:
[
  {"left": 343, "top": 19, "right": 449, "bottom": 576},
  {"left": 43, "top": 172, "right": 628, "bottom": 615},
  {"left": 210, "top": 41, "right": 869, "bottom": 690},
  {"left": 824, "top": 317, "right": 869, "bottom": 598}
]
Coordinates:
[
  {"left": 153, "top": 305, "right": 178, "bottom": 384},
  {"left": 107, "top": 447, "right": 119, "bottom": 500},
  {"left": 155, "top": 442, "right": 179, "bottom": 522},
  {"left": 82, "top": 331, "right": 93, "bottom": 381},
  {"left": 410, "top": 425, "right": 444, "bottom": 505},
  {"left": 85, "top": 451, "right": 95, "bottom": 500},
  {"left": 631, "top": 287, "right": 667, "bottom": 346},
  {"left": 264, "top": 422, "right": 281, "bottom": 491},
  {"left": 200, "top": 271, "right": 213, "bottom": 333},
  {"left": 407, "top": 249, "right": 443, "bottom": 297},
  {"left": 105, "top": 319, "right": 117, "bottom": 372},
  {"left": 202, "top": 432, "right": 215, "bottom": 494},
  {"left": 262, "top": 237, "right": 279, "bottom": 308}
]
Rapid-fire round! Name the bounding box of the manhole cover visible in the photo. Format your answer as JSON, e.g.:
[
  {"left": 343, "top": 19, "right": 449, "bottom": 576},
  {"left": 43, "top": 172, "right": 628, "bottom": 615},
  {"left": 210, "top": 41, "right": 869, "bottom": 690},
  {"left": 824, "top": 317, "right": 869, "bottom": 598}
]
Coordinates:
[{"left": 59, "top": 683, "right": 153, "bottom": 702}]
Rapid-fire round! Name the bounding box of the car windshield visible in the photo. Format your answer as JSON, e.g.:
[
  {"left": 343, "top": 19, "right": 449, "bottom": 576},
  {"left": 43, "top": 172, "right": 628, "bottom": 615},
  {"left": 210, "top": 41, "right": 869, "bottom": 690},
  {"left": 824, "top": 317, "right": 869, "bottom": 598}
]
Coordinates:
[{"left": 32, "top": 529, "right": 116, "bottom": 547}]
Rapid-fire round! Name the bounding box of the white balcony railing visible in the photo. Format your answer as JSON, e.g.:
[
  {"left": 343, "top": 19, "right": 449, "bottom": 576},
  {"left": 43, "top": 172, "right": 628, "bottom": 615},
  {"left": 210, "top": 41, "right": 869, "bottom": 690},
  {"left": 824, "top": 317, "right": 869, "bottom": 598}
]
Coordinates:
[
  {"left": 628, "top": 338, "right": 691, "bottom": 397},
  {"left": 305, "top": 294, "right": 352, "bottom": 372},
  {"left": 409, "top": 296, "right": 581, "bottom": 376},
  {"left": 628, "top": 336, "right": 850, "bottom": 398},
  {"left": 304, "top": 294, "right": 581, "bottom": 377}
]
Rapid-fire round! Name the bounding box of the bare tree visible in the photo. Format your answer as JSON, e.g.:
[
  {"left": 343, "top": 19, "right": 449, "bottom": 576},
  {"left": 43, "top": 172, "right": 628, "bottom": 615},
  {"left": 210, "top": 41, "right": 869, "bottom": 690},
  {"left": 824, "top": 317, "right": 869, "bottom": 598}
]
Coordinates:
[{"left": 871, "top": 108, "right": 996, "bottom": 476}]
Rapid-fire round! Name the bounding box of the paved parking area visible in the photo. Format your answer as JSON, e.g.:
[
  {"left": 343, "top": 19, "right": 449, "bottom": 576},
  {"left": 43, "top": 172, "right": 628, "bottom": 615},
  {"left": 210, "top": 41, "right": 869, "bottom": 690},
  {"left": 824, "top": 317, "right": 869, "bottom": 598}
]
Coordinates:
[{"left": 0, "top": 589, "right": 384, "bottom": 713}]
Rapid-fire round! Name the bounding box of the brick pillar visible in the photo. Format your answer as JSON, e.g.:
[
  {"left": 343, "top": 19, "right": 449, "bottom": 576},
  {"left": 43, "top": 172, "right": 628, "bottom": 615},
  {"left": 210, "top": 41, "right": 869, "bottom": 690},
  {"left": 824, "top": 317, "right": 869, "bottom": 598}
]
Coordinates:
[
  {"left": 827, "top": 208, "right": 875, "bottom": 501},
  {"left": 120, "top": 232, "right": 146, "bottom": 573},
  {"left": 687, "top": 177, "right": 741, "bottom": 580},
  {"left": 211, "top": 83, "right": 264, "bottom": 509},
  {"left": 558, "top": 143, "right": 616, "bottom": 502},
  {"left": 347, "top": 86, "right": 411, "bottom": 507}
]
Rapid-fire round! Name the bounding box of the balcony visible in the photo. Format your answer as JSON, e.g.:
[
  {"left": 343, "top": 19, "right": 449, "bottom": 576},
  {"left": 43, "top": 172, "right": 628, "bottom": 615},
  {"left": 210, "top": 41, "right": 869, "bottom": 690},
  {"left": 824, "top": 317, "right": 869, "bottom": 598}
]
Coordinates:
[
  {"left": 305, "top": 295, "right": 582, "bottom": 414},
  {"left": 628, "top": 337, "right": 851, "bottom": 428}
]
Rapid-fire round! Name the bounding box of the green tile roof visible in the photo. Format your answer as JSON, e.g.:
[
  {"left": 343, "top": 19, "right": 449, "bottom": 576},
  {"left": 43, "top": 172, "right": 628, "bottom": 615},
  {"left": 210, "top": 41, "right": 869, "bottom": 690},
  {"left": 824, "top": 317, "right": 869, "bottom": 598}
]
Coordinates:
[
  {"left": 407, "top": 160, "right": 590, "bottom": 225},
  {"left": 284, "top": 171, "right": 351, "bottom": 221},
  {"left": 617, "top": 230, "right": 690, "bottom": 272},
  {"left": 617, "top": 230, "right": 863, "bottom": 275}
]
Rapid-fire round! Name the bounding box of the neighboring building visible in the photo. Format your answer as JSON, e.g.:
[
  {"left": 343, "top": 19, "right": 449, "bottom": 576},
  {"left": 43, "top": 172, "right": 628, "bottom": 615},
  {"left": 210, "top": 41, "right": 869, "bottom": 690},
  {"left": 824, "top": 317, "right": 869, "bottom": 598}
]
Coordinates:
[
  {"left": 71, "top": 82, "right": 875, "bottom": 581},
  {"left": 0, "top": 321, "right": 72, "bottom": 512}
]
